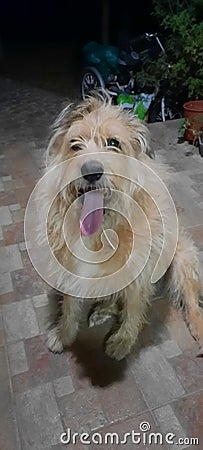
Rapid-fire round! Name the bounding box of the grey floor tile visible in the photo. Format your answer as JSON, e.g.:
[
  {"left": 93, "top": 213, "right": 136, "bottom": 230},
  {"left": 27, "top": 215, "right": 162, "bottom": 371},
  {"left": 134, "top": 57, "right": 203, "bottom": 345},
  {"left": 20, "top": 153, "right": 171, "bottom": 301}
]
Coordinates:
[
  {"left": 130, "top": 345, "right": 185, "bottom": 408},
  {"left": 16, "top": 382, "right": 64, "bottom": 450}
]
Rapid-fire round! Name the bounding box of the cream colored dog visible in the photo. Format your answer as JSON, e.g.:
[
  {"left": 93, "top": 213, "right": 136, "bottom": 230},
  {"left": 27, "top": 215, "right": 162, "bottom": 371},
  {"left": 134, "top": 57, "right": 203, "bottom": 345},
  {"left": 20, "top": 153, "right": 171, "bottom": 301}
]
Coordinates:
[{"left": 42, "top": 95, "right": 203, "bottom": 360}]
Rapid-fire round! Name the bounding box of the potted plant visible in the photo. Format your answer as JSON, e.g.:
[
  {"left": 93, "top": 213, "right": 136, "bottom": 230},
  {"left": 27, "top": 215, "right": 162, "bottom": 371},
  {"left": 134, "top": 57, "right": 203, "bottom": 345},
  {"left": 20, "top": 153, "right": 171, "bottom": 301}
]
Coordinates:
[{"left": 183, "top": 100, "right": 203, "bottom": 142}]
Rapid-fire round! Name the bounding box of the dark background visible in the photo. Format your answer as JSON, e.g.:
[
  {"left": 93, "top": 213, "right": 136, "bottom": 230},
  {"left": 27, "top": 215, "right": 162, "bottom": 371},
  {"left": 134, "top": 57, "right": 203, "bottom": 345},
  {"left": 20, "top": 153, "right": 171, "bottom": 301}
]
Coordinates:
[{"left": 0, "top": 0, "right": 156, "bottom": 95}]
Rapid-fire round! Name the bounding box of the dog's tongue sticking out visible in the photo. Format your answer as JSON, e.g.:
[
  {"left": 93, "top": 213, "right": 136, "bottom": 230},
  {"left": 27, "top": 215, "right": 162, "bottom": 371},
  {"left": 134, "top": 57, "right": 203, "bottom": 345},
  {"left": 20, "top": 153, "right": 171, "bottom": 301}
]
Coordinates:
[{"left": 80, "top": 191, "right": 104, "bottom": 236}]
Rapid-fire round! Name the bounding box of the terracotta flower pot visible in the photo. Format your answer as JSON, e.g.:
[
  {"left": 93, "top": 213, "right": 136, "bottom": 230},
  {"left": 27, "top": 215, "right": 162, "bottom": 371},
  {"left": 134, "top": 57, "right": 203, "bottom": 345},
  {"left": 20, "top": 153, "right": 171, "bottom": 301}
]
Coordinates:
[{"left": 183, "top": 100, "right": 203, "bottom": 142}]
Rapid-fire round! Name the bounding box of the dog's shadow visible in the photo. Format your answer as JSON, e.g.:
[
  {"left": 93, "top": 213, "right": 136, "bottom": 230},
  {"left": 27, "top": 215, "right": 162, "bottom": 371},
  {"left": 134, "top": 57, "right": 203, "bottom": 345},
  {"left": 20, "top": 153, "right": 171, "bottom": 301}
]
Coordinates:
[
  {"left": 70, "top": 318, "right": 127, "bottom": 387},
  {"left": 69, "top": 297, "right": 171, "bottom": 387}
]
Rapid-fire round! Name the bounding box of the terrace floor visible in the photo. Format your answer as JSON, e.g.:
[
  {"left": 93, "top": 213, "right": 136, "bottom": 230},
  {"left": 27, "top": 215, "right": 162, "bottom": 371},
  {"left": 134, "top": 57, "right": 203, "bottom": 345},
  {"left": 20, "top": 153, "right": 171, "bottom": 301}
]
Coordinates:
[{"left": 0, "top": 77, "right": 203, "bottom": 450}]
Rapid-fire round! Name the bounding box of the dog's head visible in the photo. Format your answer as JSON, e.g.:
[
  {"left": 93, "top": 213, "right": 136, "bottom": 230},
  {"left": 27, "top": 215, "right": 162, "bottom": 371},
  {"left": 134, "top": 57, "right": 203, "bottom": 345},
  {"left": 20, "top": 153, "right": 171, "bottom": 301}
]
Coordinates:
[{"left": 46, "top": 95, "right": 153, "bottom": 237}]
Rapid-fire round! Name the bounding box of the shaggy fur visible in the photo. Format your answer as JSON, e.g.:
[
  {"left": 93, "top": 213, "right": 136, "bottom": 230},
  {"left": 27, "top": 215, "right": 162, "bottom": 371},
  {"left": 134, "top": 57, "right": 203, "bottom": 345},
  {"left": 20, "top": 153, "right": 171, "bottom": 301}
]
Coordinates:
[{"left": 41, "top": 95, "right": 203, "bottom": 360}]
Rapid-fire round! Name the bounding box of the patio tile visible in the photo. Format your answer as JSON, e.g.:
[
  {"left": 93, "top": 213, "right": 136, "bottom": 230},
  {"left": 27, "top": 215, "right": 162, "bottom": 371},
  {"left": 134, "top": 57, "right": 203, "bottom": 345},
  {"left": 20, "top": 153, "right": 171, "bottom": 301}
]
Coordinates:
[
  {"left": 3, "top": 298, "right": 39, "bottom": 342},
  {"left": 170, "top": 349, "right": 203, "bottom": 393},
  {"left": 8, "top": 341, "right": 28, "bottom": 376},
  {"left": 0, "top": 272, "right": 13, "bottom": 295},
  {"left": 0, "top": 347, "right": 21, "bottom": 450},
  {"left": 159, "top": 339, "right": 182, "bottom": 359},
  {"left": 35, "top": 304, "right": 49, "bottom": 334},
  {"left": 3, "top": 222, "right": 24, "bottom": 245},
  {"left": 59, "top": 388, "right": 107, "bottom": 434},
  {"left": 130, "top": 345, "right": 185, "bottom": 408},
  {"left": 2, "top": 175, "right": 12, "bottom": 181},
  {"left": 97, "top": 371, "right": 148, "bottom": 423},
  {"left": 19, "top": 240, "right": 32, "bottom": 251},
  {"left": 15, "top": 187, "right": 33, "bottom": 207},
  {"left": 15, "top": 382, "right": 64, "bottom": 449},
  {"left": 13, "top": 179, "right": 26, "bottom": 189},
  {"left": 0, "top": 190, "right": 17, "bottom": 206},
  {"left": 12, "top": 335, "right": 69, "bottom": 393},
  {"left": 0, "top": 206, "right": 12, "bottom": 226},
  {"left": 0, "top": 308, "right": 4, "bottom": 347},
  {"left": 53, "top": 375, "right": 75, "bottom": 397},
  {"left": 11, "top": 207, "right": 25, "bottom": 224},
  {"left": 0, "top": 177, "right": 4, "bottom": 192},
  {"left": 0, "top": 290, "right": 15, "bottom": 305},
  {"left": 153, "top": 404, "right": 188, "bottom": 450},
  {"left": 0, "top": 291, "right": 15, "bottom": 305},
  {"left": 3, "top": 179, "right": 15, "bottom": 191},
  {"left": 11, "top": 266, "right": 47, "bottom": 301},
  {"left": 9, "top": 203, "right": 21, "bottom": 211},
  {"left": 33, "top": 293, "right": 48, "bottom": 308},
  {"left": 169, "top": 183, "right": 203, "bottom": 227},
  {"left": 0, "top": 244, "right": 23, "bottom": 274},
  {"left": 173, "top": 391, "right": 203, "bottom": 446}
]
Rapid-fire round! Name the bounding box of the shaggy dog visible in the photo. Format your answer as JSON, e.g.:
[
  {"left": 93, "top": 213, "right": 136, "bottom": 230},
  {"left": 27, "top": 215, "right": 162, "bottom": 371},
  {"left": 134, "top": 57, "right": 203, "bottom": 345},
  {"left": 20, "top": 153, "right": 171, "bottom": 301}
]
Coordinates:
[{"left": 41, "top": 95, "right": 203, "bottom": 360}]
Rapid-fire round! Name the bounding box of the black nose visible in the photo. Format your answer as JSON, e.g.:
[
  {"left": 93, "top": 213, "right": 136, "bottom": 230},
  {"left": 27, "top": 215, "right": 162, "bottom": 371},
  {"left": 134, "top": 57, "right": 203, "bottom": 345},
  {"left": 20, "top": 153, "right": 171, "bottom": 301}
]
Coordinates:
[{"left": 81, "top": 160, "right": 104, "bottom": 183}]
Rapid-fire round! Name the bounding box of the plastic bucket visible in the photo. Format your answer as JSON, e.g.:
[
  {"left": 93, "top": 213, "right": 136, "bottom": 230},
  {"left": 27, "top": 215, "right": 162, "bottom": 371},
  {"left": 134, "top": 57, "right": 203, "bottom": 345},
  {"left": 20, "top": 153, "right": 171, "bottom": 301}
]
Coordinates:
[{"left": 183, "top": 100, "right": 203, "bottom": 142}]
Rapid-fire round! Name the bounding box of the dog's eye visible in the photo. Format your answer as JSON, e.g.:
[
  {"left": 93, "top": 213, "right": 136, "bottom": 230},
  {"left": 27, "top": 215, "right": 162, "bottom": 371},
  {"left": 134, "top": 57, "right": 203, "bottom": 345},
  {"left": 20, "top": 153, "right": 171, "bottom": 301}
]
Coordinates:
[
  {"left": 72, "top": 145, "right": 81, "bottom": 151},
  {"left": 70, "top": 141, "right": 82, "bottom": 152},
  {"left": 106, "top": 138, "right": 120, "bottom": 150}
]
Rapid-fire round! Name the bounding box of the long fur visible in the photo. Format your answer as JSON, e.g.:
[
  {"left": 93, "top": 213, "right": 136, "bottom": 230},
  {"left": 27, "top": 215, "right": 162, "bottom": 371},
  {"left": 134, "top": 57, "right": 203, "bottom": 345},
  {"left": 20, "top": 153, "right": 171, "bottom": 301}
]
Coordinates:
[{"left": 39, "top": 95, "right": 203, "bottom": 360}]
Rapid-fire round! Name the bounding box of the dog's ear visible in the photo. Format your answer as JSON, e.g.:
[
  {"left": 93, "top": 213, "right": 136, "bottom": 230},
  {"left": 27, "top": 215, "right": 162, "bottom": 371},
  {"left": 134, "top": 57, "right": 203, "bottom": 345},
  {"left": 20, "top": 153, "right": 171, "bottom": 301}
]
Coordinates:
[
  {"left": 46, "top": 95, "right": 109, "bottom": 166},
  {"left": 46, "top": 103, "right": 78, "bottom": 166},
  {"left": 129, "top": 115, "right": 155, "bottom": 159}
]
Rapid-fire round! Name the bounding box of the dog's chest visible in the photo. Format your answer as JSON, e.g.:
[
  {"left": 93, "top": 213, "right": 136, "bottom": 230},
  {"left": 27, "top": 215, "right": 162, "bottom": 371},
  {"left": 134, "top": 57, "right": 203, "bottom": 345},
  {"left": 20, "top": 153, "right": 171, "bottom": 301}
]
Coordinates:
[
  {"left": 70, "top": 230, "right": 130, "bottom": 278},
  {"left": 71, "top": 238, "right": 113, "bottom": 278}
]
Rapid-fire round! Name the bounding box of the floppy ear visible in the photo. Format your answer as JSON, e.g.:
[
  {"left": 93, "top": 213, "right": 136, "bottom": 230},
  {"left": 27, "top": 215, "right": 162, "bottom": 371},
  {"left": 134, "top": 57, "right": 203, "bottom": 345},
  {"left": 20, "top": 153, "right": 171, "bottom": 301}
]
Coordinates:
[
  {"left": 129, "top": 114, "right": 155, "bottom": 159},
  {"left": 46, "top": 103, "right": 77, "bottom": 167},
  {"left": 46, "top": 94, "right": 110, "bottom": 166}
]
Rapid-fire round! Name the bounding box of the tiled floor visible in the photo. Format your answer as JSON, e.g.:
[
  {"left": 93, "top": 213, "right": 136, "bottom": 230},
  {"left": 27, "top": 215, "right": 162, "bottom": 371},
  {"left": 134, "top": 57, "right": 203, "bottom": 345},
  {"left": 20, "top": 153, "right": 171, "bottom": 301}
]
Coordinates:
[{"left": 0, "top": 78, "right": 203, "bottom": 450}]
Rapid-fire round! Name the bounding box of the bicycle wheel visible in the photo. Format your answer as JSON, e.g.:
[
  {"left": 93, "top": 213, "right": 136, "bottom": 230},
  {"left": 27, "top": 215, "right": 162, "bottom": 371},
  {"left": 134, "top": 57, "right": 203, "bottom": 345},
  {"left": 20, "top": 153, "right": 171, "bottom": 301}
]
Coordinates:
[{"left": 80, "top": 67, "right": 105, "bottom": 100}]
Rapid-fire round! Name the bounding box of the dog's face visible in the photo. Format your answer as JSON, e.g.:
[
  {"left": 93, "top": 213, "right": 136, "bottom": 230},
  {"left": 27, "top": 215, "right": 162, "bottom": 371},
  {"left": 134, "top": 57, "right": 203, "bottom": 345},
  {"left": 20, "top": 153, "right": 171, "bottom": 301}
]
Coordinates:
[{"left": 47, "top": 96, "right": 152, "bottom": 237}]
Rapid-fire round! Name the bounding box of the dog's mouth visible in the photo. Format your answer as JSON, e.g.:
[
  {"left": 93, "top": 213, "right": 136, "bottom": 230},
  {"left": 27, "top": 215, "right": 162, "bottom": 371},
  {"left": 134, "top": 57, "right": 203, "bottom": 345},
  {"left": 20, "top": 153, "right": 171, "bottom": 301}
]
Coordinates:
[
  {"left": 77, "top": 186, "right": 111, "bottom": 199},
  {"left": 77, "top": 186, "right": 111, "bottom": 237}
]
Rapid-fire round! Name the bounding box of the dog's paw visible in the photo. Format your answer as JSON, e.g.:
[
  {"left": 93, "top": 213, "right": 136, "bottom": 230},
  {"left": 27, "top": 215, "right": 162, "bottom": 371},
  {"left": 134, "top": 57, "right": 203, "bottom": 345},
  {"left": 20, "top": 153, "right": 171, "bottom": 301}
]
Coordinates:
[
  {"left": 104, "top": 330, "right": 133, "bottom": 361},
  {"left": 46, "top": 327, "right": 64, "bottom": 354},
  {"left": 46, "top": 322, "right": 78, "bottom": 353}
]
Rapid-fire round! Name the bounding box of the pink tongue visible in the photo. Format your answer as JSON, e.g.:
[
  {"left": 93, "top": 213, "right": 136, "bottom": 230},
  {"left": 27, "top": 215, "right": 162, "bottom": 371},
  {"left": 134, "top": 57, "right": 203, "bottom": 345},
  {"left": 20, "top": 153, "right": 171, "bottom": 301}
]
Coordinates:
[{"left": 80, "top": 191, "right": 104, "bottom": 236}]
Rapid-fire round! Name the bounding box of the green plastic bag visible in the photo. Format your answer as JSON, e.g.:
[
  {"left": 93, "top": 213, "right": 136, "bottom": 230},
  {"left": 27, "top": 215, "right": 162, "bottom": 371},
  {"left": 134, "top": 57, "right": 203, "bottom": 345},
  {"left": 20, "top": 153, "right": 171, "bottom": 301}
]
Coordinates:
[{"left": 117, "top": 93, "right": 155, "bottom": 120}]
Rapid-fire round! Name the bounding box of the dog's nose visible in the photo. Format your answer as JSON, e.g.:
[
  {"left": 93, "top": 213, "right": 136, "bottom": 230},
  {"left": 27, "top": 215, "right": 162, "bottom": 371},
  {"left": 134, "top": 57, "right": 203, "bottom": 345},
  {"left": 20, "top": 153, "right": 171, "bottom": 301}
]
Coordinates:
[{"left": 81, "top": 160, "right": 104, "bottom": 183}]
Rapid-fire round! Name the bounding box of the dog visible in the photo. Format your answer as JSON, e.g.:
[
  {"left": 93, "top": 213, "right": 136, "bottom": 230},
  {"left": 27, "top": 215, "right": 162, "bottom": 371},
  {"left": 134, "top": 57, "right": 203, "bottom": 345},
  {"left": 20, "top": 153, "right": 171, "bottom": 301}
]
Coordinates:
[{"left": 39, "top": 94, "right": 203, "bottom": 360}]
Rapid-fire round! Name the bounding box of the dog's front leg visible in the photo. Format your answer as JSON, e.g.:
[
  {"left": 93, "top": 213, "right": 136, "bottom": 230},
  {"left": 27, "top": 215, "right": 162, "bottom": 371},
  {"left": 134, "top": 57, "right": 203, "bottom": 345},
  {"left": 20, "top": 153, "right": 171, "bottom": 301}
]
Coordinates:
[
  {"left": 46, "top": 294, "right": 81, "bottom": 353},
  {"left": 104, "top": 284, "right": 150, "bottom": 360}
]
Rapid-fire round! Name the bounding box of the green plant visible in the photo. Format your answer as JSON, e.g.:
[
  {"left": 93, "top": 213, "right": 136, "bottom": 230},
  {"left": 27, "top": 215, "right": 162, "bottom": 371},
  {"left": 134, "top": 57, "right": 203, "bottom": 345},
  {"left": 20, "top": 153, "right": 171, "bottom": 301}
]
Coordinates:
[
  {"left": 178, "top": 115, "right": 203, "bottom": 144},
  {"left": 135, "top": 52, "right": 169, "bottom": 91},
  {"left": 149, "top": 0, "right": 203, "bottom": 99},
  {"left": 177, "top": 118, "right": 189, "bottom": 139}
]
